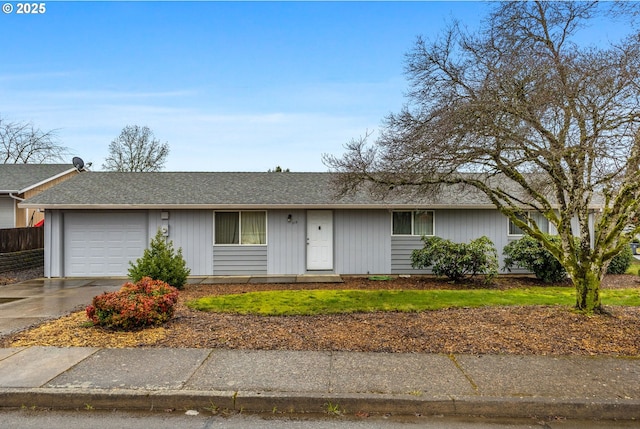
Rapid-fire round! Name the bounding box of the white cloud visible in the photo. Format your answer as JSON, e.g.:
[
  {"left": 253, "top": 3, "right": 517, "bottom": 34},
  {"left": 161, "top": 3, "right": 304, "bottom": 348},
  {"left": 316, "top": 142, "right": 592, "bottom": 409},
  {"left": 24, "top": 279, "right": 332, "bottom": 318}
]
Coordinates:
[
  {"left": 0, "top": 79, "right": 393, "bottom": 172},
  {"left": 44, "top": 90, "right": 196, "bottom": 100},
  {"left": 0, "top": 72, "right": 73, "bottom": 82}
]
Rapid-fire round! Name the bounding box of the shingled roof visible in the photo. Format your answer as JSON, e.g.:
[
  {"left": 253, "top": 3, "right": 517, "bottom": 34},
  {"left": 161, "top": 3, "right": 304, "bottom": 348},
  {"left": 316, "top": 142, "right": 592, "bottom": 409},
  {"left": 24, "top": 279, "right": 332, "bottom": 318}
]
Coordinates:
[
  {"left": 21, "top": 171, "right": 604, "bottom": 210},
  {"left": 19, "top": 171, "right": 507, "bottom": 209},
  {"left": 0, "top": 164, "right": 77, "bottom": 193}
]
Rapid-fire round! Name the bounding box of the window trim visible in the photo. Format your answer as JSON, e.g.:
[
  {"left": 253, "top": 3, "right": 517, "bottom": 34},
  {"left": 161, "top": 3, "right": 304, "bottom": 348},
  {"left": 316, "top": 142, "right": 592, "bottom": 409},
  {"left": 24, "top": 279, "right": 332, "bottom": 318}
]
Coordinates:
[
  {"left": 213, "top": 210, "right": 267, "bottom": 246},
  {"left": 391, "top": 210, "right": 435, "bottom": 236},
  {"left": 507, "top": 211, "right": 549, "bottom": 236}
]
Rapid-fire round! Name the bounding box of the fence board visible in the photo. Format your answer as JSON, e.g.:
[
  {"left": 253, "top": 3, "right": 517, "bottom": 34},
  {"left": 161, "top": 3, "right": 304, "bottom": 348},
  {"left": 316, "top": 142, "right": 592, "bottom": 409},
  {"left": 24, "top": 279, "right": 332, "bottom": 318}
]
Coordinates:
[{"left": 0, "top": 227, "right": 44, "bottom": 253}]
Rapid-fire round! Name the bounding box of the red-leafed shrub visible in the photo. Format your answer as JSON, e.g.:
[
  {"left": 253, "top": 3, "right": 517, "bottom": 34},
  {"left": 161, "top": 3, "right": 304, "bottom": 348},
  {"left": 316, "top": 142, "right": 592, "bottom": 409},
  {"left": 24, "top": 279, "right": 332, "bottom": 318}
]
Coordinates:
[{"left": 86, "top": 277, "right": 179, "bottom": 330}]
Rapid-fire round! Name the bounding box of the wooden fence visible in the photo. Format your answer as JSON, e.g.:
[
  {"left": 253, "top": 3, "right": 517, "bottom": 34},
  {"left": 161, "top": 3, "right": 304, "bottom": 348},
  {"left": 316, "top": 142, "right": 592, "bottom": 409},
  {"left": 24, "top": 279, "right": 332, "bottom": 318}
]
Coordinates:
[{"left": 0, "top": 227, "right": 44, "bottom": 253}]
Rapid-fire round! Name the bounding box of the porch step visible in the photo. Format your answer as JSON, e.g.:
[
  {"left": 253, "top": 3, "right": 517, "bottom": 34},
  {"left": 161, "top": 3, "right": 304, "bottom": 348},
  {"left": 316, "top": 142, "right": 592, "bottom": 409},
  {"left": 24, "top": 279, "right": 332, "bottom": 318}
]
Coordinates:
[
  {"left": 190, "top": 275, "right": 343, "bottom": 285},
  {"left": 295, "top": 274, "right": 343, "bottom": 283}
]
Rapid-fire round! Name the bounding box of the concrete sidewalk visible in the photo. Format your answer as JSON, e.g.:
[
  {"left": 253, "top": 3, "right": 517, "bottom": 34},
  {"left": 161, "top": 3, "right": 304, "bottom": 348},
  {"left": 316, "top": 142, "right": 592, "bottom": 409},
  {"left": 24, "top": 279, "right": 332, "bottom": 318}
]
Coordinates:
[
  {"left": 0, "top": 277, "right": 639, "bottom": 420},
  {"left": 0, "top": 346, "right": 639, "bottom": 420}
]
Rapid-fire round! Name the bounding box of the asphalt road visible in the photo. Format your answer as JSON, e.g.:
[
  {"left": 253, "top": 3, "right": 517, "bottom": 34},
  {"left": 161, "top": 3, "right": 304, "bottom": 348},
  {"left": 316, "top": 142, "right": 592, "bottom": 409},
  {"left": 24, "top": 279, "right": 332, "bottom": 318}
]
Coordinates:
[{"left": 1, "top": 410, "right": 638, "bottom": 429}]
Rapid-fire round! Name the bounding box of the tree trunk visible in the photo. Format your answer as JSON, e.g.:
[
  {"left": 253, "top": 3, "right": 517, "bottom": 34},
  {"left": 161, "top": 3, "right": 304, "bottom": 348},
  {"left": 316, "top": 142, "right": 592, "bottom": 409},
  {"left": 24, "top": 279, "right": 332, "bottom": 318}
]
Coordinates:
[{"left": 572, "top": 270, "right": 604, "bottom": 314}]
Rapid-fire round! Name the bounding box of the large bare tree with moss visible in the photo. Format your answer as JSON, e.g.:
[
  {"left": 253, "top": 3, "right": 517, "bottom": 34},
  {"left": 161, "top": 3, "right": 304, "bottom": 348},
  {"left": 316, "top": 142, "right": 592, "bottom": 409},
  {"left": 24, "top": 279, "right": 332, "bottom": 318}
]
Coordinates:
[
  {"left": 103, "top": 125, "right": 169, "bottom": 172},
  {"left": 324, "top": 1, "right": 640, "bottom": 314},
  {"left": 0, "top": 115, "right": 67, "bottom": 163}
]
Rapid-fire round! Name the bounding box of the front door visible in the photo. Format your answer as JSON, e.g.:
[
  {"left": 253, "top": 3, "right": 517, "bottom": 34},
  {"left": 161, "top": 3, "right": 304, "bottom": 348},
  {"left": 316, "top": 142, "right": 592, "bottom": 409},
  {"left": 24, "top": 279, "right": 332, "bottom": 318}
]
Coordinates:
[{"left": 306, "top": 210, "right": 333, "bottom": 270}]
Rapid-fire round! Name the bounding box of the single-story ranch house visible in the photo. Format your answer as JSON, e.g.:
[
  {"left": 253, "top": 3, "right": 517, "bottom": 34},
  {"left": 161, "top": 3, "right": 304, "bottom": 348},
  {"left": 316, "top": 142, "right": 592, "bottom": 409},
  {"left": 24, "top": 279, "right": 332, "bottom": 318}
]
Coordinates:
[{"left": 19, "top": 171, "right": 599, "bottom": 278}]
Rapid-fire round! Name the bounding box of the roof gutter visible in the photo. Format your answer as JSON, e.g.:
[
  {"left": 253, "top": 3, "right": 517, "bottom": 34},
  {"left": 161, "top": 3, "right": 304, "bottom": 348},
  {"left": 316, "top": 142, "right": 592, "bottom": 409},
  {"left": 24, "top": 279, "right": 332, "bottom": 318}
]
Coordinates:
[
  {"left": 18, "top": 202, "right": 604, "bottom": 210},
  {"left": 9, "top": 192, "right": 25, "bottom": 202}
]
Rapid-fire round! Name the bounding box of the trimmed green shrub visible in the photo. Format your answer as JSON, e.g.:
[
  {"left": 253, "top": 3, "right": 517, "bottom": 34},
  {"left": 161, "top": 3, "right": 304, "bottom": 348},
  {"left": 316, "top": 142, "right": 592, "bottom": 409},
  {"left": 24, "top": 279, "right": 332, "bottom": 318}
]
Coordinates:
[
  {"left": 503, "top": 235, "right": 566, "bottom": 283},
  {"left": 607, "top": 245, "right": 633, "bottom": 274},
  {"left": 411, "top": 236, "right": 499, "bottom": 283},
  {"left": 86, "top": 277, "right": 179, "bottom": 330},
  {"left": 505, "top": 235, "right": 633, "bottom": 279},
  {"left": 128, "top": 229, "right": 190, "bottom": 289}
]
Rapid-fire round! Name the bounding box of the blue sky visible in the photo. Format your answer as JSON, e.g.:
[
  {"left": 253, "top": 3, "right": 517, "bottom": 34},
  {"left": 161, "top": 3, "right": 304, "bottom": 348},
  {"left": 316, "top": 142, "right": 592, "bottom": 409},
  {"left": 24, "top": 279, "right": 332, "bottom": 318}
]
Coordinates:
[{"left": 0, "top": 1, "right": 630, "bottom": 171}]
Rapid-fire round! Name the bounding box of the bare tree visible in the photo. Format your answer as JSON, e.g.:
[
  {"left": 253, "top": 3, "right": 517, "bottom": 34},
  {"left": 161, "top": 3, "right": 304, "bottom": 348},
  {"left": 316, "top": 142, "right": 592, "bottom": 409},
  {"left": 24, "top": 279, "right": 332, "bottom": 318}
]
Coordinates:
[
  {"left": 102, "top": 125, "right": 169, "bottom": 172},
  {"left": 0, "top": 115, "right": 67, "bottom": 163},
  {"left": 324, "top": 1, "right": 640, "bottom": 313}
]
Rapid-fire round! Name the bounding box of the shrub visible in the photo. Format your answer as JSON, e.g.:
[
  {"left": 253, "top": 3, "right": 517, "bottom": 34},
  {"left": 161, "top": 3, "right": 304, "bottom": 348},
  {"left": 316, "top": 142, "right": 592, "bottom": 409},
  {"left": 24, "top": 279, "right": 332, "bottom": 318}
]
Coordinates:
[
  {"left": 128, "top": 229, "right": 190, "bottom": 289},
  {"left": 411, "top": 236, "right": 499, "bottom": 283},
  {"left": 86, "top": 277, "right": 179, "bottom": 330},
  {"left": 607, "top": 245, "right": 633, "bottom": 274},
  {"left": 503, "top": 235, "right": 566, "bottom": 283}
]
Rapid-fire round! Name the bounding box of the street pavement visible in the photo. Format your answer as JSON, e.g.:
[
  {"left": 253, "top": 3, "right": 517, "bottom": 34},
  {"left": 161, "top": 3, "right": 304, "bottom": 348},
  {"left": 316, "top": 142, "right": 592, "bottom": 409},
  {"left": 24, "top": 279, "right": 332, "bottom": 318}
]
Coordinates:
[{"left": 0, "top": 277, "right": 639, "bottom": 421}]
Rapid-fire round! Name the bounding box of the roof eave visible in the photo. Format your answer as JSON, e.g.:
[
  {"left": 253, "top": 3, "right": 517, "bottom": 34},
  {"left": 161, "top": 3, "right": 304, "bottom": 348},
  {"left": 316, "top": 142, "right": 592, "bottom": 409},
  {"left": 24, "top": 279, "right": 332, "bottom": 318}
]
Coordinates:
[
  {"left": 19, "top": 203, "right": 524, "bottom": 210},
  {"left": 18, "top": 167, "right": 78, "bottom": 194},
  {"left": 19, "top": 201, "right": 605, "bottom": 210}
]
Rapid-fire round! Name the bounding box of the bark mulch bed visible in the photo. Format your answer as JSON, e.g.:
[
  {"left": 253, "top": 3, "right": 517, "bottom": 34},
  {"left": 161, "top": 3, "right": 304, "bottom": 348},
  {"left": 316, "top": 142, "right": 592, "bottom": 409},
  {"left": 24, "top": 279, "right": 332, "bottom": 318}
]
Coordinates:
[{"left": 1, "top": 274, "right": 639, "bottom": 356}]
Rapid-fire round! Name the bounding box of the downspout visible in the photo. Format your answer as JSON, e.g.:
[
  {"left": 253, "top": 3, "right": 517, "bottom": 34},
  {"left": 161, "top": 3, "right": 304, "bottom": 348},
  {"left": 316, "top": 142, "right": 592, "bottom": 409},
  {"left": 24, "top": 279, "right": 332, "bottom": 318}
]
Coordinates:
[{"left": 8, "top": 192, "right": 24, "bottom": 202}]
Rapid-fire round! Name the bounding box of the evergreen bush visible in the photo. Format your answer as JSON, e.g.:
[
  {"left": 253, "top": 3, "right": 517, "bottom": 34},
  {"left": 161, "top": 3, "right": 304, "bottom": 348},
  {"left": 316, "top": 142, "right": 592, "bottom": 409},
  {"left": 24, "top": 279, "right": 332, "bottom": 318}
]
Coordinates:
[
  {"left": 607, "top": 245, "right": 633, "bottom": 274},
  {"left": 128, "top": 229, "right": 190, "bottom": 289},
  {"left": 411, "top": 236, "right": 498, "bottom": 283},
  {"left": 503, "top": 235, "right": 566, "bottom": 283}
]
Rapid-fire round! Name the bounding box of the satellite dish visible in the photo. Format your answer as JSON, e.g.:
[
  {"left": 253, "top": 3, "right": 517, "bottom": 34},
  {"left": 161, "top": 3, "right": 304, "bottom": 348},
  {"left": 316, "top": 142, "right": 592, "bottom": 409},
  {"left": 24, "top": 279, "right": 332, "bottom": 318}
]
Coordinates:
[{"left": 72, "top": 157, "right": 85, "bottom": 171}]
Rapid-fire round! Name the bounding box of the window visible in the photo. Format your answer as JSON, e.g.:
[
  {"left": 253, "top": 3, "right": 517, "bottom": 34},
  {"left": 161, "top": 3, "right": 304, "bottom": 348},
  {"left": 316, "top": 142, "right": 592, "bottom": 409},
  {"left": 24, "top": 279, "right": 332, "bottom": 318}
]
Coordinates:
[
  {"left": 508, "top": 211, "right": 549, "bottom": 235},
  {"left": 392, "top": 211, "right": 412, "bottom": 235},
  {"left": 392, "top": 211, "right": 434, "bottom": 236},
  {"left": 215, "top": 211, "right": 266, "bottom": 245}
]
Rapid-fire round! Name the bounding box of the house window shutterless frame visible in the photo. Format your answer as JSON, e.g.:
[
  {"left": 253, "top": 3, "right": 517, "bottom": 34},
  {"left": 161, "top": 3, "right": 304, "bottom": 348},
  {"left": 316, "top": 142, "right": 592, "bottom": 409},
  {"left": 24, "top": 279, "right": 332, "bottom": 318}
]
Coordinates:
[
  {"left": 392, "top": 210, "right": 434, "bottom": 236},
  {"left": 214, "top": 211, "right": 267, "bottom": 245},
  {"left": 508, "top": 211, "right": 549, "bottom": 236}
]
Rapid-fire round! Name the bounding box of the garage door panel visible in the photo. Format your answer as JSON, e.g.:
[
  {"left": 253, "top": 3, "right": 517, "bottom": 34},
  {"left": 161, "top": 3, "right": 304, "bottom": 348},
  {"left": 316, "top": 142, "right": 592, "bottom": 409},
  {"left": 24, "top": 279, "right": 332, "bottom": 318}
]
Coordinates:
[{"left": 64, "top": 212, "right": 147, "bottom": 276}]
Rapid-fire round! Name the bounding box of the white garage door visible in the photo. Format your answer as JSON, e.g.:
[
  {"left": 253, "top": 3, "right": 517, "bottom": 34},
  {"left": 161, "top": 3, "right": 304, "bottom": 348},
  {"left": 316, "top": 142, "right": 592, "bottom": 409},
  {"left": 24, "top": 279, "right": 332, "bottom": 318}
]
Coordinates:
[{"left": 64, "top": 212, "right": 147, "bottom": 276}]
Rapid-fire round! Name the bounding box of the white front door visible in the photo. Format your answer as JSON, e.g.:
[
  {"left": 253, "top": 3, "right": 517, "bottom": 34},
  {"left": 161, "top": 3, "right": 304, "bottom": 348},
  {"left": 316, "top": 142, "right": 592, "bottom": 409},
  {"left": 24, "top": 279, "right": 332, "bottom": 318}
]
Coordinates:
[{"left": 307, "top": 210, "right": 333, "bottom": 270}]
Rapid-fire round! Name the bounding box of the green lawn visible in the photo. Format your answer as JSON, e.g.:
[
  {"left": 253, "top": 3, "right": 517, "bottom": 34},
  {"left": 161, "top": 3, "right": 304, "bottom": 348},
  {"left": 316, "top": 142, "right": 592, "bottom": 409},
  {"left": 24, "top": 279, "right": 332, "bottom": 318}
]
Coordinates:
[
  {"left": 627, "top": 257, "right": 640, "bottom": 275},
  {"left": 186, "top": 287, "right": 640, "bottom": 316}
]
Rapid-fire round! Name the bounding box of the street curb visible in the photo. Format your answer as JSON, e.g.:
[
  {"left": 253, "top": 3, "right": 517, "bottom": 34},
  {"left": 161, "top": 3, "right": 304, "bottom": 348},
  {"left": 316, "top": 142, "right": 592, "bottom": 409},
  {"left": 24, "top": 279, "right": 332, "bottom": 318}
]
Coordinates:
[{"left": 1, "top": 388, "right": 639, "bottom": 420}]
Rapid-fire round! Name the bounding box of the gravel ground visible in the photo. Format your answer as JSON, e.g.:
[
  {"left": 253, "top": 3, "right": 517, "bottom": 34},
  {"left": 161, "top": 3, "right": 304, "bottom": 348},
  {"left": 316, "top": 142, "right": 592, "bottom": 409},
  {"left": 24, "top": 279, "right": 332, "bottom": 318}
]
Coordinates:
[
  {"left": 2, "top": 273, "right": 639, "bottom": 356},
  {"left": 0, "top": 266, "right": 43, "bottom": 285}
]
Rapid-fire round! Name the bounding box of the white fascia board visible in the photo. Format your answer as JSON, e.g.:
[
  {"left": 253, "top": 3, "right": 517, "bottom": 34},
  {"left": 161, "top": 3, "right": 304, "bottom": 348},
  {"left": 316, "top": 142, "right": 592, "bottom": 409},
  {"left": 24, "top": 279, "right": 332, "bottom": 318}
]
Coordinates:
[
  {"left": 18, "top": 203, "right": 502, "bottom": 210},
  {"left": 18, "top": 168, "right": 77, "bottom": 194},
  {"left": 18, "top": 201, "right": 605, "bottom": 211}
]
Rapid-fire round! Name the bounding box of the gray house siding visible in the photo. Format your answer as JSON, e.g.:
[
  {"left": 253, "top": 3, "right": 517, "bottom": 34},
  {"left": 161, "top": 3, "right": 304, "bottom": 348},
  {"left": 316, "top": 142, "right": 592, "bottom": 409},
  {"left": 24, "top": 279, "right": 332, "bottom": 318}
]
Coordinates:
[
  {"left": 149, "top": 210, "right": 213, "bottom": 276},
  {"left": 391, "top": 236, "right": 430, "bottom": 274},
  {"left": 46, "top": 209, "right": 215, "bottom": 277},
  {"left": 43, "top": 207, "right": 562, "bottom": 278},
  {"left": 44, "top": 210, "right": 63, "bottom": 277},
  {"left": 334, "top": 209, "right": 391, "bottom": 275},
  {"left": 392, "top": 209, "right": 519, "bottom": 274},
  {"left": 266, "top": 209, "right": 392, "bottom": 275},
  {"left": 213, "top": 246, "right": 268, "bottom": 275},
  {"left": 267, "top": 210, "right": 306, "bottom": 275},
  {"left": 0, "top": 196, "right": 15, "bottom": 228}
]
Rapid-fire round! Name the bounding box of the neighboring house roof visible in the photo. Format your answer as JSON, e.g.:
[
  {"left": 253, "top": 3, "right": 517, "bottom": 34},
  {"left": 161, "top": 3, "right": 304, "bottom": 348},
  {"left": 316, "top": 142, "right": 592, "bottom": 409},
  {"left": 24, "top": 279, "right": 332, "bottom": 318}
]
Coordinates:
[
  {"left": 0, "top": 164, "right": 77, "bottom": 194},
  {"left": 19, "top": 171, "right": 604, "bottom": 210}
]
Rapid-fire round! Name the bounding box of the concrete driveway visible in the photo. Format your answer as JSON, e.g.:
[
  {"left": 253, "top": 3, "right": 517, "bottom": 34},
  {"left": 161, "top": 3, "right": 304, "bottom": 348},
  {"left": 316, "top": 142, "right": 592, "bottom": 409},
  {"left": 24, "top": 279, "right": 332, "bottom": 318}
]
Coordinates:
[{"left": 0, "top": 278, "right": 125, "bottom": 336}]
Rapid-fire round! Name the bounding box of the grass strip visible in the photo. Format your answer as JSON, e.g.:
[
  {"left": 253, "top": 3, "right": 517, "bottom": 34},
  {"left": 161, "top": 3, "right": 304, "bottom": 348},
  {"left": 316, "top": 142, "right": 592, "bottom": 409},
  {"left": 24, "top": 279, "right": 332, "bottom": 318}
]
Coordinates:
[
  {"left": 186, "top": 287, "right": 640, "bottom": 316},
  {"left": 627, "top": 257, "right": 640, "bottom": 275}
]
